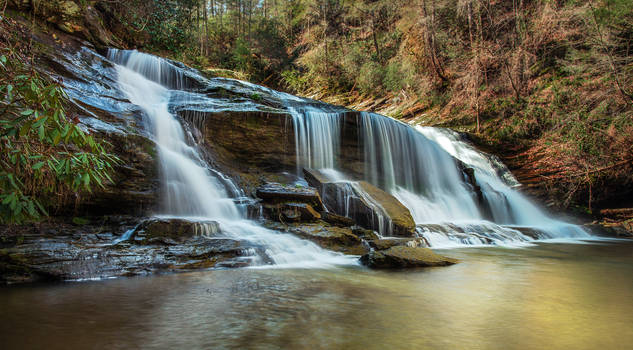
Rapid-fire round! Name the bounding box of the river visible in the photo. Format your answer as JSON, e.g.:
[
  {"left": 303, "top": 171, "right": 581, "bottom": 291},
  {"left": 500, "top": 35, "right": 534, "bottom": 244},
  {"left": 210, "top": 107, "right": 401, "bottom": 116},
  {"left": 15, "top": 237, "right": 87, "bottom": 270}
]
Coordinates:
[{"left": 1, "top": 240, "right": 631, "bottom": 349}]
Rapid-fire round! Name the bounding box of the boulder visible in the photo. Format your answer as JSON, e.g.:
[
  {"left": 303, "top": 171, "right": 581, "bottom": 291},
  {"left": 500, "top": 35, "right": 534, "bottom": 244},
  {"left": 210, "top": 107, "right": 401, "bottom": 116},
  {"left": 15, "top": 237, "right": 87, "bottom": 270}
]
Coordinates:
[
  {"left": 584, "top": 223, "right": 633, "bottom": 238},
  {"left": 131, "top": 218, "right": 221, "bottom": 245},
  {"left": 256, "top": 183, "right": 325, "bottom": 211},
  {"left": 257, "top": 183, "right": 326, "bottom": 223},
  {"left": 304, "top": 169, "right": 416, "bottom": 237},
  {"left": 360, "top": 246, "right": 458, "bottom": 269}
]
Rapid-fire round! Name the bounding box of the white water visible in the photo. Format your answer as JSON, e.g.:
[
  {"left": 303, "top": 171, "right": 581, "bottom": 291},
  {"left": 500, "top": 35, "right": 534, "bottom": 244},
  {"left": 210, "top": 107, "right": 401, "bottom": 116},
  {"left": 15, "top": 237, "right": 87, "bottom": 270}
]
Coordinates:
[
  {"left": 109, "top": 50, "right": 356, "bottom": 267},
  {"left": 290, "top": 110, "right": 590, "bottom": 248},
  {"left": 290, "top": 107, "right": 342, "bottom": 172}
]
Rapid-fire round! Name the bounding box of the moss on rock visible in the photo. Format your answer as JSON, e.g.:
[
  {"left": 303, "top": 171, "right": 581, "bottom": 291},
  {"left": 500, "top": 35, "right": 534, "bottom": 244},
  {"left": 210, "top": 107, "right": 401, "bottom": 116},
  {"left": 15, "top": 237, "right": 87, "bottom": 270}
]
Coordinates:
[{"left": 360, "top": 246, "right": 457, "bottom": 269}]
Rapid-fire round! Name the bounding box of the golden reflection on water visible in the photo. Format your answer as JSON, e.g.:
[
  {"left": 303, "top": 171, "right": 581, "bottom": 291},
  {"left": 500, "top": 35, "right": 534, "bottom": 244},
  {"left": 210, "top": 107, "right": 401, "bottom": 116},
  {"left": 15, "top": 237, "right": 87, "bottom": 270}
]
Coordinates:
[{"left": 1, "top": 242, "right": 632, "bottom": 350}]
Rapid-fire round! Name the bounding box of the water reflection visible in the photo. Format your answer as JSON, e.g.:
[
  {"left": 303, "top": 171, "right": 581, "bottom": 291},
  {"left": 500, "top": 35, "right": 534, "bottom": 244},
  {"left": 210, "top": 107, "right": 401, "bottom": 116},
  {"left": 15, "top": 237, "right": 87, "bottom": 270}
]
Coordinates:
[{"left": 1, "top": 242, "right": 632, "bottom": 349}]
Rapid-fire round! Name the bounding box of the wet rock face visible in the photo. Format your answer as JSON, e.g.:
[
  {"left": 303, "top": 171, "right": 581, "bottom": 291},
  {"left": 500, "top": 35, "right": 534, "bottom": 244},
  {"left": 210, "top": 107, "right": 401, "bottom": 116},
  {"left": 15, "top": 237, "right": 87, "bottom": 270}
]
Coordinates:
[
  {"left": 321, "top": 212, "right": 356, "bottom": 227},
  {"left": 131, "top": 218, "right": 220, "bottom": 245},
  {"left": 188, "top": 110, "right": 297, "bottom": 191},
  {"left": 360, "top": 247, "right": 458, "bottom": 269},
  {"left": 304, "top": 169, "right": 416, "bottom": 237},
  {"left": 256, "top": 183, "right": 325, "bottom": 223},
  {"left": 78, "top": 133, "right": 160, "bottom": 217},
  {"left": 256, "top": 183, "right": 325, "bottom": 211},
  {"left": 458, "top": 164, "right": 494, "bottom": 221},
  {"left": 0, "top": 218, "right": 265, "bottom": 284}
]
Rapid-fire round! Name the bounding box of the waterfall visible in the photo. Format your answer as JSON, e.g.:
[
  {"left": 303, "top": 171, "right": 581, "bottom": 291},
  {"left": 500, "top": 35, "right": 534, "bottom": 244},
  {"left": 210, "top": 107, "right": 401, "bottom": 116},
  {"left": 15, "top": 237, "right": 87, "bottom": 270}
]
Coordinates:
[
  {"left": 108, "top": 49, "right": 356, "bottom": 267},
  {"left": 290, "top": 109, "right": 590, "bottom": 247},
  {"left": 290, "top": 107, "right": 342, "bottom": 171}
]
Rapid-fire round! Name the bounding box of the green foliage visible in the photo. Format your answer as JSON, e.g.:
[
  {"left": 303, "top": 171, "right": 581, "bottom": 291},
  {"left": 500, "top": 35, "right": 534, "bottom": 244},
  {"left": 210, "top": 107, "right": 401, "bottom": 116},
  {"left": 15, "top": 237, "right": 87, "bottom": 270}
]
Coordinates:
[
  {"left": 0, "top": 51, "right": 118, "bottom": 223},
  {"left": 281, "top": 69, "right": 309, "bottom": 93},
  {"left": 231, "top": 38, "right": 253, "bottom": 73},
  {"left": 357, "top": 61, "right": 384, "bottom": 94},
  {"left": 383, "top": 60, "right": 415, "bottom": 92},
  {"left": 144, "top": 0, "right": 197, "bottom": 52}
]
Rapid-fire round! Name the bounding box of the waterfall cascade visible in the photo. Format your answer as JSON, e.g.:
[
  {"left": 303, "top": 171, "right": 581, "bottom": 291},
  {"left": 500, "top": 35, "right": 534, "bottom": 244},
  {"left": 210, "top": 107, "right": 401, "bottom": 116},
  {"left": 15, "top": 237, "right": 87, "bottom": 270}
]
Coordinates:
[
  {"left": 108, "top": 49, "right": 356, "bottom": 268},
  {"left": 108, "top": 48, "right": 589, "bottom": 252},
  {"left": 289, "top": 109, "right": 590, "bottom": 248}
]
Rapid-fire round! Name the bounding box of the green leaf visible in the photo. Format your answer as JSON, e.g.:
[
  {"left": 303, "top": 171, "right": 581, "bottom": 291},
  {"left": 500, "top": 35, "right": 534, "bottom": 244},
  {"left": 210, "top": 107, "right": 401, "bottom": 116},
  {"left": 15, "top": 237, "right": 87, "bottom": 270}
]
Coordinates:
[
  {"left": 32, "top": 162, "right": 45, "bottom": 170},
  {"left": 25, "top": 200, "right": 38, "bottom": 217},
  {"left": 19, "top": 121, "right": 33, "bottom": 137},
  {"left": 7, "top": 174, "right": 18, "bottom": 190},
  {"left": 93, "top": 174, "right": 103, "bottom": 187},
  {"left": 34, "top": 199, "right": 48, "bottom": 216},
  {"left": 33, "top": 116, "right": 48, "bottom": 128},
  {"left": 21, "top": 109, "right": 34, "bottom": 116},
  {"left": 51, "top": 129, "right": 61, "bottom": 145},
  {"left": 2, "top": 194, "right": 14, "bottom": 205}
]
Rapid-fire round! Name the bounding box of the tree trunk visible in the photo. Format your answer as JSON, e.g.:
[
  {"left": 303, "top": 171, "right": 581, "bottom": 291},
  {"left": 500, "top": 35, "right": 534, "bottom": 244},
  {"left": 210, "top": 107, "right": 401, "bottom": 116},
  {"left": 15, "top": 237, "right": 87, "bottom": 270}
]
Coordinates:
[{"left": 421, "top": 0, "right": 447, "bottom": 82}]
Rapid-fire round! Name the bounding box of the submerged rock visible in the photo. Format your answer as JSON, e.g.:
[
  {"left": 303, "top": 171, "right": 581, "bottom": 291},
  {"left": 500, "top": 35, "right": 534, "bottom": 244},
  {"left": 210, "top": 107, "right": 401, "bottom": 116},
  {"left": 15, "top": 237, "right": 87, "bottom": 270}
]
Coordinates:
[{"left": 360, "top": 246, "right": 458, "bottom": 269}]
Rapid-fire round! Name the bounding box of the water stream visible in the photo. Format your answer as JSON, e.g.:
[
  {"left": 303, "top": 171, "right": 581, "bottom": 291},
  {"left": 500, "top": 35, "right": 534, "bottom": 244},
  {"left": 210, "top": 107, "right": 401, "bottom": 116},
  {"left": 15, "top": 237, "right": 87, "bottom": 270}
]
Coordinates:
[
  {"left": 72, "top": 48, "right": 590, "bottom": 253},
  {"left": 109, "top": 49, "right": 356, "bottom": 268},
  {"left": 2, "top": 241, "right": 632, "bottom": 349},
  {"left": 289, "top": 109, "right": 589, "bottom": 247}
]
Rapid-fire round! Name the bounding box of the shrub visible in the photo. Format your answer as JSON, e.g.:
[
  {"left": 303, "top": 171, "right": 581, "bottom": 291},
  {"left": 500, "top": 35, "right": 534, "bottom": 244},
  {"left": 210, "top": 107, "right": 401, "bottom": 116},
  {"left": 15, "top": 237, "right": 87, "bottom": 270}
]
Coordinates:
[
  {"left": 0, "top": 51, "right": 118, "bottom": 223},
  {"left": 357, "top": 61, "right": 385, "bottom": 94}
]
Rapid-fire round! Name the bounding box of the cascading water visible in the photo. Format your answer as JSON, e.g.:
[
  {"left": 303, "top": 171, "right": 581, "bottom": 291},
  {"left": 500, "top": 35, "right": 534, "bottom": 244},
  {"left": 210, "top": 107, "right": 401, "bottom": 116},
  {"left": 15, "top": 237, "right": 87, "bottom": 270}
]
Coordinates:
[
  {"left": 290, "top": 107, "right": 342, "bottom": 171},
  {"left": 290, "top": 109, "right": 590, "bottom": 248},
  {"left": 108, "top": 49, "right": 355, "bottom": 267},
  {"left": 414, "top": 126, "right": 589, "bottom": 237}
]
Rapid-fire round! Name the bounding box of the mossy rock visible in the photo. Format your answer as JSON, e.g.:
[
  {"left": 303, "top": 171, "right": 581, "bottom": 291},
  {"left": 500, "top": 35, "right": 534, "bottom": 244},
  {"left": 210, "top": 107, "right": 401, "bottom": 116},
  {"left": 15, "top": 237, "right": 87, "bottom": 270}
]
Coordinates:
[
  {"left": 360, "top": 246, "right": 457, "bottom": 269},
  {"left": 356, "top": 181, "right": 416, "bottom": 237}
]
